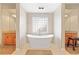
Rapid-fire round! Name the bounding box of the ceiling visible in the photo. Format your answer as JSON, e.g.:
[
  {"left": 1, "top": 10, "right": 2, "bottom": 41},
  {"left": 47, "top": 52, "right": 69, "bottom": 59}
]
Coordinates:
[
  {"left": 65, "top": 4, "right": 79, "bottom": 18},
  {"left": 65, "top": 3, "right": 79, "bottom": 9},
  {"left": 21, "top": 3, "right": 61, "bottom": 13},
  {"left": 2, "top": 3, "right": 16, "bottom": 9}
]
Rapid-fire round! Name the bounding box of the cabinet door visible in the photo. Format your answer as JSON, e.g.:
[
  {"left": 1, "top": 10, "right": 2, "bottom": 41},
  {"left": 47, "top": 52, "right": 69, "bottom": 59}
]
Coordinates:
[
  {"left": 11, "top": 33, "right": 16, "bottom": 44},
  {"left": 65, "top": 33, "right": 77, "bottom": 44},
  {"left": 3, "top": 33, "right": 12, "bottom": 45},
  {"left": 3, "top": 33, "right": 16, "bottom": 45}
]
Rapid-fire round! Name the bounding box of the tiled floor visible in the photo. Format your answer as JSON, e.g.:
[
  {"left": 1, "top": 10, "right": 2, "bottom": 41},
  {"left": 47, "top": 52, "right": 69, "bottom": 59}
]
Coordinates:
[
  {"left": 0, "top": 45, "right": 16, "bottom": 55},
  {"left": 12, "top": 43, "right": 70, "bottom": 55},
  {"left": 26, "top": 50, "right": 52, "bottom": 55},
  {"left": 65, "top": 46, "right": 79, "bottom": 55}
]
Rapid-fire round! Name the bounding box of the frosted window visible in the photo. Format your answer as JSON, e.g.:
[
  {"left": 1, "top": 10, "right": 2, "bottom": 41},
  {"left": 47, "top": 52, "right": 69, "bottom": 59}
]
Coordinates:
[{"left": 32, "top": 16, "right": 48, "bottom": 34}]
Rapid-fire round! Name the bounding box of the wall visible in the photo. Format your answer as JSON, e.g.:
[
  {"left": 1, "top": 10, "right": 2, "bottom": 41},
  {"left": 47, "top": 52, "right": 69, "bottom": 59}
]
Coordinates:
[
  {"left": 54, "top": 4, "right": 64, "bottom": 49},
  {"left": 64, "top": 9, "right": 79, "bottom": 32},
  {"left": 19, "top": 4, "right": 27, "bottom": 49},
  {"left": 0, "top": 4, "right": 16, "bottom": 45},
  {"left": 2, "top": 13, "right": 16, "bottom": 32},
  {"left": 0, "top": 4, "right": 2, "bottom": 45},
  {"left": 16, "top": 4, "right": 20, "bottom": 49},
  {"left": 48, "top": 13, "right": 54, "bottom": 33},
  {"left": 27, "top": 13, "right": 32, "bottom": 33},
  {"left": 64, "top": 9, "right": 79, "bottom": 44},
  {"left": 1, "top": 5, "right": 16, "bottom": 32}
]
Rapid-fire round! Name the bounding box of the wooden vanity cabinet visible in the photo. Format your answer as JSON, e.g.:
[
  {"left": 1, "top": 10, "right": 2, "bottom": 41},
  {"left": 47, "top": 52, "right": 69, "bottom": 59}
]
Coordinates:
[
  {"left": 65, "top": 32, "right": 77, "bottom": 45},
  {"left": 3, "top": 32, "right": 16, "bottom": 45}
]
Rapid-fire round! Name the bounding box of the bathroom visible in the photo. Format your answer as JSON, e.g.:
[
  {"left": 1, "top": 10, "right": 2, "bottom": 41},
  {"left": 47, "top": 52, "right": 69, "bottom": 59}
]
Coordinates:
[
  {"left": 0, "top": 3, "right": 16, "bottom": 54},
  {"left": 16, "top": 3, "right": 64, "bottom": 55},
  {"left": 64, "top": 4, "right": 79, "bottom": 54},
  {"left": 20, "top": 3, "right": 54, "bottom": 50},
  {"left": 0, "top": 3, "right": 68, "bottom": 55},
  {"left": 0, "top": 3, "right": 65, "bottom": 55}
]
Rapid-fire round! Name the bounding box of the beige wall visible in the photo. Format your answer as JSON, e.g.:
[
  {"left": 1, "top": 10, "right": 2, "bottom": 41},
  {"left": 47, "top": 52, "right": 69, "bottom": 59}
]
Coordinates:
[
  {"left": 54, "top": 4, "right": 65, "bottom": 49},
  {"left": 17, "top": 4, "right": 27, "bottom": 49},
  {"left": 48, "top": 13, "right": 54, "bottom": 33},
  {"left": 27, "top": 13, "right": 54, "bottom": 34},
  {"left": 27, "top": 13, "right": 32, "bottom": 33},
  {"left": 16, "top": 4, "right": 20, "bottom": 49},
  {"left": 65, "top": 9, "right": 79, "bottom": 32},
  {"left": 0, "top": 4, "right": 16, "bottom": 45},
  {"left": 61, "top": 4, "right": 65, "bottom": 48},
  {"left": 16, "top": 4, "right": 27, "bottom": 49},
  {"left": 0, "top": 4, "right": 2, "bottom": 45},
  {"left": 2, "top": 14, "right": 16, "bottom": 32},
  {"left": 64, "top": 9, "right": 79, "bottom": 44},
  {"left": 1, "top": 5, "right": 16, "bottom": 32}
]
